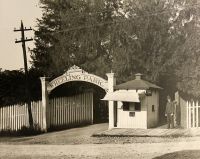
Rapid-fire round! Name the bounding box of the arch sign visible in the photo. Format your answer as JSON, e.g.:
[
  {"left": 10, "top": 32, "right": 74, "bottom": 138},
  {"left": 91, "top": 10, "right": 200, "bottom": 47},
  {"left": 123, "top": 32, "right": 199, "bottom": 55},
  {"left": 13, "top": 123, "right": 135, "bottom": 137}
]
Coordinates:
[{"left": 47, "top": 65, "right": 108, "bottom": 93}]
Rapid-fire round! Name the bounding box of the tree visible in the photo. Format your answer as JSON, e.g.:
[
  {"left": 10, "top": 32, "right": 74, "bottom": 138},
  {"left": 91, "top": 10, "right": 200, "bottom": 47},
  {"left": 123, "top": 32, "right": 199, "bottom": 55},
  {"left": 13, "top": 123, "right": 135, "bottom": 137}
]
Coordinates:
[
  {"left": 172, "top": 0, "right": 200, "bottom": 98},
  {"left": 32, "top": 0, "right": 180, "bottom": 81},
  {"left": 31, "top": 0, "right": 121, "bottom": 78},
  {"left": 31, "top": 0, "right": 200, "bottom": 98},
  {"left": 109, "top": 0, "right": 183, "bottom": 84}
]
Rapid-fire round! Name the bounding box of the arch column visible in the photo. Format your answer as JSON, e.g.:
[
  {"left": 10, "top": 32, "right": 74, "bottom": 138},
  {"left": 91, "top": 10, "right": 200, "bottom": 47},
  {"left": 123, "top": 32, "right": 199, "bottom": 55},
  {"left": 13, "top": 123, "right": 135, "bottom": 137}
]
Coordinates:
[
  {"left": 40, "top": 77, "right": 50, "bottom": 132},
  {"left": 106, "top": 73, "right": 116, "bottom": 129}
]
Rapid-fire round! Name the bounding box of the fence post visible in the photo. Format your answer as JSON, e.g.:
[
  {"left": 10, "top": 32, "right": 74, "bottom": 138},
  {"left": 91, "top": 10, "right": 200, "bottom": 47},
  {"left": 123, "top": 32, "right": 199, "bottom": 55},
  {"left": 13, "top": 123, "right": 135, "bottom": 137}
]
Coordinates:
[
  {"left": 186, "top": 101, "right": 188, "bottom": 128},
  {"left": 192, "top": 101, "right": 195, "bottom": 128},
  {"left": 189, "top": 101, "right": 191, "bottom": 128},
  {"left": 40, "top": 77, "right": 49, "bottom": 132},
  {"left": 196, "top": 101, "right": 199, "bottom": 127}
]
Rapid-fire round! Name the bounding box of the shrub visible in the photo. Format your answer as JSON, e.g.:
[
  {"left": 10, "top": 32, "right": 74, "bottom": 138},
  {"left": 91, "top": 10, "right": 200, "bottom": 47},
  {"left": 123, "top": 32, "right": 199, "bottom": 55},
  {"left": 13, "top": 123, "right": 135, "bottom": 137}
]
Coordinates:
[
  {"left": 19, "top": 123, "right": 44, "bottom": 136},
  {"left": 0, "top": 123, "right": 44, "bottom": 136}
]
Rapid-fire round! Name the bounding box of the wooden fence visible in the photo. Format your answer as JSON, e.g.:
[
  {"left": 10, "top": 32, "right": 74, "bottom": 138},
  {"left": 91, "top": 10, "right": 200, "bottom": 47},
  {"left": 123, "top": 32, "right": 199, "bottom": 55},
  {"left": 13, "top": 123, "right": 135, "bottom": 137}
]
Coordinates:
[
  {"left": 175, "top": 91, "right": 200, "bottom": 129},
  {"left": 49, "top": 93, "right": 93, "bottom": 128},
  {"left": 0, "top": 101, "right": 43, "bottom": 131},
  {"left": 186, "top": 101, "right": 200, "bottom": 128},
  {"left": 0, "top": 92, "right": 93, "bottom": 131}
]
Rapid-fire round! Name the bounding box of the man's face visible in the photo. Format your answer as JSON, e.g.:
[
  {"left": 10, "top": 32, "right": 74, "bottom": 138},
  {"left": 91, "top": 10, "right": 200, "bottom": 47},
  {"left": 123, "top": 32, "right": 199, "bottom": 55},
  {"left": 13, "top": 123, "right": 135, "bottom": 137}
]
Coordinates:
[{"left": 168, "top": 98, "right": 171, "bottom": 102}]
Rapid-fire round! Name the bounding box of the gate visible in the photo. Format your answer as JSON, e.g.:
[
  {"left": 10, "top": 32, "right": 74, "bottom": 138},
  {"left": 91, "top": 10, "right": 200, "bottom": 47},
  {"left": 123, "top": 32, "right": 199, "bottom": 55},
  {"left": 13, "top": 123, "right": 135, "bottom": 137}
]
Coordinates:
[{"left": 49, "top": 92, "right": 93, "bottom": 129}]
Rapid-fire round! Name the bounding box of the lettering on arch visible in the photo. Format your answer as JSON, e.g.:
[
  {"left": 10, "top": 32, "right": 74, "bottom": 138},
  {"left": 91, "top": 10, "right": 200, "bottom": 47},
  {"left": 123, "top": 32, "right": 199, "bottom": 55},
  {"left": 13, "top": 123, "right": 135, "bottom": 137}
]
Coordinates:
[{"left": 47, "top": 65, "right": 108, "bottom": 93}]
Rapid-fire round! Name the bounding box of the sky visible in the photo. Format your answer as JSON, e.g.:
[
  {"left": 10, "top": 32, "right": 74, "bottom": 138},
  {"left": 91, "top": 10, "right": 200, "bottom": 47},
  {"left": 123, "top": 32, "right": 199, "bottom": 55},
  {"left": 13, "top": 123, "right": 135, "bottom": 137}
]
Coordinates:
[{"left": 0, "top": 0, "right": 42, "bottom": 70}]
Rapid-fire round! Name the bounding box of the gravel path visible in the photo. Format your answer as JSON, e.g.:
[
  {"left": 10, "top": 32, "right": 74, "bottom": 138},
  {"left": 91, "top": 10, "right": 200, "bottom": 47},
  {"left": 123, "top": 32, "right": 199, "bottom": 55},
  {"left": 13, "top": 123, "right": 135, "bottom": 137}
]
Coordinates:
[{"left": 1, "top": 141, "right": 200, "bottom": 159}]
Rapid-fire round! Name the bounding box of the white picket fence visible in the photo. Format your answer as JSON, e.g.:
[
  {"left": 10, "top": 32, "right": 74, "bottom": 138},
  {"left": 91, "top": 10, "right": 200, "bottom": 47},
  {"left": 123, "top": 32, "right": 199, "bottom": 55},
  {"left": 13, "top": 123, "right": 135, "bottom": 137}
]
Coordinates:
[
  {"left": 186, "top": 101, "right": 200, "bottom": 128},
  {"left": 0, "top": 92, "right": 93, "bottom": 131},
  {"left": 0, "top": 101, "right": 43, "bottom": 131}
]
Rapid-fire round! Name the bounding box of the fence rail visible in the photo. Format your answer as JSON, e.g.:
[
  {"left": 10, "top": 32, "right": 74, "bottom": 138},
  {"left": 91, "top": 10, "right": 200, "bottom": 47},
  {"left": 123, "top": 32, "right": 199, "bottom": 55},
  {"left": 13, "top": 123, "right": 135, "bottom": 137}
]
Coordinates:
[{"left": 0, "top": 92, "right": 93, "bottom": 131}]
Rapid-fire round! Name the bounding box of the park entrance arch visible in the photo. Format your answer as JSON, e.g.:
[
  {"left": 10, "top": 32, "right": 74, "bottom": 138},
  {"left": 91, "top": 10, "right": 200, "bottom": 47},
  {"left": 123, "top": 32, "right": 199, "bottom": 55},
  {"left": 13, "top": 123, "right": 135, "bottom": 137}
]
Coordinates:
[
  {"left": 40, "top": 65, "right": 115, "bottom": 131},
  {"left": 47, "top": 65, "right": 108, "bottom": 93}
]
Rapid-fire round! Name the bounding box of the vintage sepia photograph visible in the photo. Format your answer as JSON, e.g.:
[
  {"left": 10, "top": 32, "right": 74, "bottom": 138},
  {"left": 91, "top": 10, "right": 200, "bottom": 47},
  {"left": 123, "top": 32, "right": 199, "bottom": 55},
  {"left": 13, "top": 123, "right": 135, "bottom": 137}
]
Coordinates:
[{"left": 1, "top": 0, "right": 200, "bottom": 158}]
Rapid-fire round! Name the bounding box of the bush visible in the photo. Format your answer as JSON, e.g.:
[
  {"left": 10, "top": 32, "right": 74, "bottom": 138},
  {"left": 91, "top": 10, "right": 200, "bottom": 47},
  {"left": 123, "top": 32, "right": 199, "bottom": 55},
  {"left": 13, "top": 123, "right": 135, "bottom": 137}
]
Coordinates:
[
  {"left": 0, "top": 128, "right": 14, "bottom": 136},
  {"left": 0, "top": 123, "right": 44, "bottom": 137},
  {"left": 19, "top": 123, "right": 44, "bottom": 136}
]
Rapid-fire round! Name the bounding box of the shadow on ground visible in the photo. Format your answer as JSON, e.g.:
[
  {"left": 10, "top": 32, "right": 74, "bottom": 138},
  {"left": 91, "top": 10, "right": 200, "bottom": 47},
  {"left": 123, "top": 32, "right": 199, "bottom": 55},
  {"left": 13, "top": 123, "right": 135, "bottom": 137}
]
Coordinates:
[{"left": 153, "top": 150, "right": 200, "bottom": 159}]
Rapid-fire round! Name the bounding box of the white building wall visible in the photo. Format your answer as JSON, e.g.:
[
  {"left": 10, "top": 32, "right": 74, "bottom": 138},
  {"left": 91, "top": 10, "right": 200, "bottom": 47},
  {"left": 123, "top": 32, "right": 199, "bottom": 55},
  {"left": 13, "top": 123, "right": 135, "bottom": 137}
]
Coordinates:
[
  {"left": 117, "top": 100, "right": 147, "bottom": 129},
  {"left": 147, "top": 90, "right": 159, "bottom": 128}
]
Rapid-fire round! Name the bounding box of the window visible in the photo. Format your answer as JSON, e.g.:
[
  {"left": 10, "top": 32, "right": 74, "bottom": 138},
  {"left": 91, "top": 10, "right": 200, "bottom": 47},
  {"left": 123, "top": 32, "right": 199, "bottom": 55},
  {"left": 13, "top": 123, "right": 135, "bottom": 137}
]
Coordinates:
[
  {"left": 145, "top": 89, "right": 152, "bottom": 96},
  {"left": 152, "top": 105, "right": 155, "bottom": 112},
  {"left": 135, "top": 103, "right": 141, "bottom": 111},
  {"left": 129, "top": 104, "right": 135, "bottom": 111},
  {"left": 122, "top": 102, "right": 141, "bottom": 111},
  {"left": 123, "top": 102, "right": 129, "bottom": 111}
]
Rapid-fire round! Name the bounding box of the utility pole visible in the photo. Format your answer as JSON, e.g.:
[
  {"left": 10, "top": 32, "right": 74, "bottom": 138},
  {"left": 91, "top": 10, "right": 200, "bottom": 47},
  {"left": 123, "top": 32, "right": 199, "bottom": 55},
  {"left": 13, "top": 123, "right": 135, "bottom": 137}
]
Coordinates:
[{"left": 14, "top": 20, "right": 33, "bottom": 128}]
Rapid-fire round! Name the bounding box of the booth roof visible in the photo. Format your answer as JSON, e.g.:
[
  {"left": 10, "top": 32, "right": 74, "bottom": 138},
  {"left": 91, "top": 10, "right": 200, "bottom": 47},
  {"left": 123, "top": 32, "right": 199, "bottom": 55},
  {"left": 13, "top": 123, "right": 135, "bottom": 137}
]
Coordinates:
[
  {"left": 102, "top": 90, "right": 145, "bottom": 102},
  {"left": 115, "top": 78, "right": 162, "bottom": 90}
]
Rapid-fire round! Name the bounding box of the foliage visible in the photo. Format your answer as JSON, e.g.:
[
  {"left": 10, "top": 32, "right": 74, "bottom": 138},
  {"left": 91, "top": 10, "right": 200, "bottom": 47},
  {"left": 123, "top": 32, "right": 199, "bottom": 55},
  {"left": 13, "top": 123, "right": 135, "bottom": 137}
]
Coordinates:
[
  {"left": 31, "top": 0, "right": 200, "bottom": 97},
  {"left": 32, "top": 0, "right": 182, "bottom": 81},
  {"left": 111, "top": 0, "right": 178, "bottom": 83},
  {"left": 19, "top": 123, "right": 44, "bottom": 136},
  {"left": 0, "top": 69, "right": 42, "bottom": 106},
  {"left": 171, "top": 0, "right": 200, "bottom": 97},
  {"left": 31, "top": 0, "right": 121, "bottom": 78}
]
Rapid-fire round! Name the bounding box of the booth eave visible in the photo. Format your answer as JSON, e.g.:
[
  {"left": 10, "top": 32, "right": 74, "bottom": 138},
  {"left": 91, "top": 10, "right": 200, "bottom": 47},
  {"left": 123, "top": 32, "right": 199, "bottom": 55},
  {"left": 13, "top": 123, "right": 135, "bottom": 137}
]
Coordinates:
[{"left": 101, "top": 90, "right": 141, "bottom": 103}]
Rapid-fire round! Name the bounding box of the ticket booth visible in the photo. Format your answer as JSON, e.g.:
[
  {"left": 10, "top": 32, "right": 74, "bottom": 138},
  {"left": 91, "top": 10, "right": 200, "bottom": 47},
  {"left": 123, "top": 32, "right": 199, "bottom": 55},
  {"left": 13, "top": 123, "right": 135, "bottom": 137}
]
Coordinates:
[{"left": 102, "top": 73, "right": 162, "bottom": 129}]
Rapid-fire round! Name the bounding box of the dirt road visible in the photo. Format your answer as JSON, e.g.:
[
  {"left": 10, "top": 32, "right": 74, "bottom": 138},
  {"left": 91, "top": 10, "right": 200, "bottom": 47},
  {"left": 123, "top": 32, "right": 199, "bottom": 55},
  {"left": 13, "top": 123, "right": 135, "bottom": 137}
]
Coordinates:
[
  {"left": 1, "top": 141, "right": 200, "bottom": 159},
  {"left": 2, "top": 123, "right": 200, "bottom": 145},
  {"left": 1, "top": 124, "right": 200, "bottom": 158}
]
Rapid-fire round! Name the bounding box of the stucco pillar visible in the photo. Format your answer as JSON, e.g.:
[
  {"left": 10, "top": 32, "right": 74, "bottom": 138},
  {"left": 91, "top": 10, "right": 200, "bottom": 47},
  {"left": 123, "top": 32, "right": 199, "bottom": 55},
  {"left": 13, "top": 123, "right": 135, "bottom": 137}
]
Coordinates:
[
  {"left": 40, "top": 77, "right": 50, "bottom": 132},
  {"left": 106, "top": 72, "right": 116, "bottom": 129}
]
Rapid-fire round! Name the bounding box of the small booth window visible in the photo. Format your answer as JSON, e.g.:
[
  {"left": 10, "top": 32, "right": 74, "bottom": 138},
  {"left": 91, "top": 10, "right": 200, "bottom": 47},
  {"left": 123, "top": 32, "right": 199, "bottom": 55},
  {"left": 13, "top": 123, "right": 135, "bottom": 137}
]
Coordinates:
[
  {"left": 135, "top": 102, "right": 141, "bottom": 111},
  {"left": 122, "top": 102, "right": 141, "bottom": 111},
  {"left": 145, "top": 89, "right": 152, "bottom": 96},
  {"left": 123, "top": 102, "right": 130, "bottom": 111},
  {"left": 152, "top": 105, "right": 155, "bottom": 112}
]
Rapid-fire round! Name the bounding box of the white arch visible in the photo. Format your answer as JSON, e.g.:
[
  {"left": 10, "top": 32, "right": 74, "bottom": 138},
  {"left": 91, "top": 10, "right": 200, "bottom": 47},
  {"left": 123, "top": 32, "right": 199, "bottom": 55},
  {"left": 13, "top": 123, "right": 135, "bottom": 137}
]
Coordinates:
[{"left": 47, "top": 65, "right": 108, "bottom": 93}]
